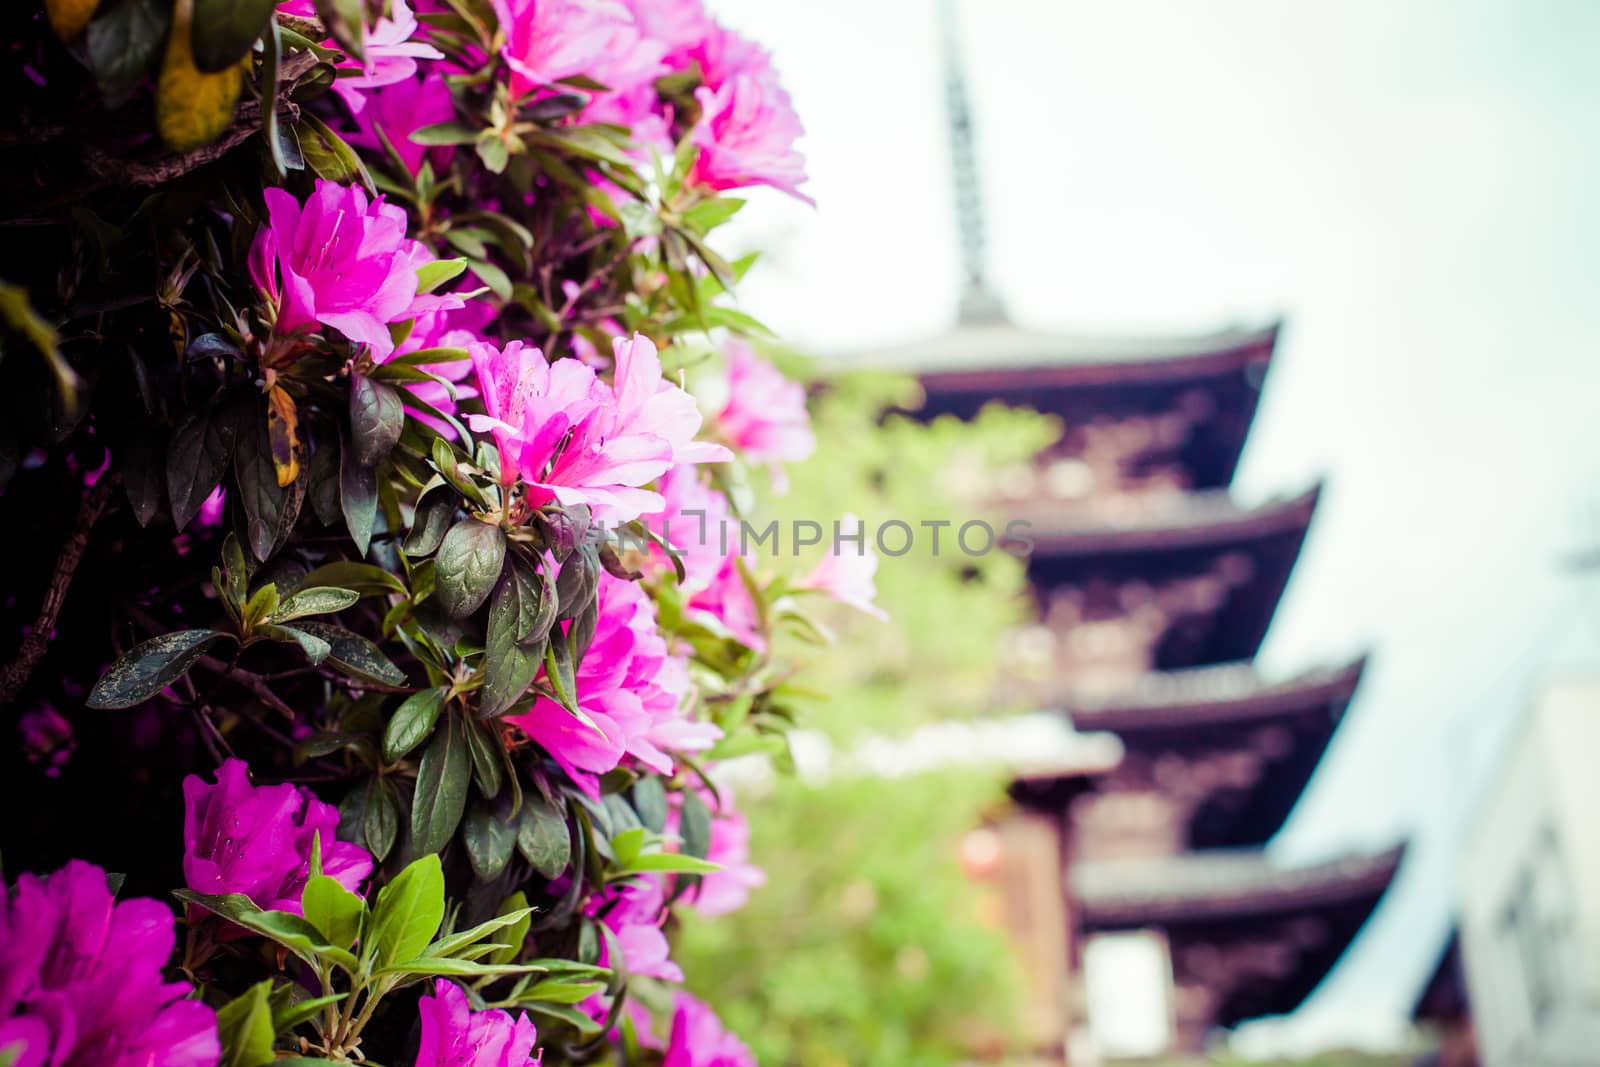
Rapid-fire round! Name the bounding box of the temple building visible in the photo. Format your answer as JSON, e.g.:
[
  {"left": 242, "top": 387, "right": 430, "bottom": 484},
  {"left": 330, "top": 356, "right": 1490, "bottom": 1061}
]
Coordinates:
[{"left": 863, "top": 3, "right": 1407, "bottom": 1059}]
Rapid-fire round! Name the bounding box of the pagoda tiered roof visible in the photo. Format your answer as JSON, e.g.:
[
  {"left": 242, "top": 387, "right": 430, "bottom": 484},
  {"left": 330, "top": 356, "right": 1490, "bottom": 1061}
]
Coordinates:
[
  {"left": 1056, "top": 657, "right": 1366, "bottom": 733},
  {"left": 1073, "top": 845, "right": 1404, "bottom": 1025},
  {"left": 862, "top": 320, "right": 1281, "bottom": 489},
  {"left": 1025, "top": 486, "right": 1320, "bottom": 669}
]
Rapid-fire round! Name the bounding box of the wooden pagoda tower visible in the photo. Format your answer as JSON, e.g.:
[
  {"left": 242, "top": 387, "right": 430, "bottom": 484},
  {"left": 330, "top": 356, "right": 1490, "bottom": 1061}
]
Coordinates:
[{"left": 874, "top": 3, "right": 1407, "bottom": 1059}]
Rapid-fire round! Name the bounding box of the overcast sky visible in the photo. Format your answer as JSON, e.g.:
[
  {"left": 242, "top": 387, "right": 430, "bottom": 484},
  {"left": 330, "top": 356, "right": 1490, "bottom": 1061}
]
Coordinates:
[{"left": 703, "top": 0, "right": 1600, "bottom": 1054}]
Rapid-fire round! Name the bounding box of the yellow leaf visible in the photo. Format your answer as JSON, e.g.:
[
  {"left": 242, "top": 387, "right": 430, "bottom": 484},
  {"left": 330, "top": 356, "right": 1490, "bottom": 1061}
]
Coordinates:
[
  {"left": 46, "top": 0, "right": 99, "bottom": 40},
  {"left": 155, "top": 0, "right": 244, "bottom": 153},
  {"left": 266, "top": 385, "right": 301, "bottom": 488}
]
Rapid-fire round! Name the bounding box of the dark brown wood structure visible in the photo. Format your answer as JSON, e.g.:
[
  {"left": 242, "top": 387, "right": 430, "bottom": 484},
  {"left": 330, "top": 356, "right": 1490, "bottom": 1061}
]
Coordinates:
[{"left": 875, "top": 320, "right": 1404, "bottom": 1059}]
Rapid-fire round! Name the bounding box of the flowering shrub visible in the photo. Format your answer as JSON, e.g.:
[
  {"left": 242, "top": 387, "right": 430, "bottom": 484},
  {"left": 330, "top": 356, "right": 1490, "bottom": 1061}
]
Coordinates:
[{"left": 0, "top": 2, "right": 861, "bottom": 1065}]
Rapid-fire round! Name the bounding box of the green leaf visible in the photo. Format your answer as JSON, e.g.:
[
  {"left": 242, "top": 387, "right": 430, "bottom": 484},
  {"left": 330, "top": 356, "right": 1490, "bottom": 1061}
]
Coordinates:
[
  {"left": 542, "top": 637, "right": 577, "bottom": 715},
  {"left": 518, "top": 978, "right": 608, "bottom": 1005},
  {"left": 375, "top": 957, "right": 547, "bottom": 978},
  {"left": 679, "top": 787, "right": 712, "bottom": 862},
  {"left": 262, "top": 624, "right": 331, "bottom": 665},
  {"left": 339, "top": 434, "right": 378, "bottom": 558},
  {"left": 463, "top": 797, "right": 516, "bottom": 882},
  {"left": 516, "top": 1000, "right": 603, "bottom": 1035},
  {"left": 215, "top": 980, "right": 276, "bottom": 1067},
  {"left": 311, "top": 0, "right": 366, "bottom": 61},
  {"left": 86, "top": 0, "right": 170, "bottom": 107},
  {"left": 630, "top": 777, "right": 667, "bottom": 834},
  {"left": 269, "top": 990, "right": 346, "bottom": 1036},
  {"left": 242, "top": 583, "right": 281, "bottom": 629},
  {"left": 424, "top": 904, "right": 534, "bottom": 961},
  {"left": 416, "top": 258, "right": 468, "bottom": 294},
  {"left": 295, "top": 112, "right": 375, "bottom": 194},
  {"left": 301, "top": 875, "right": 364, "bottom": 951},
  {"left": 369, "top": 853, "right": 445, "bottom": 967},
  {"left": 87, "top": 629, "right": 234, "bottom": 709},
  {"left": 411, "top": 718, "right": 469, "bottom": 855},
  {"left": 435, "top": 519, "right": 506, "bottom": 618},
  {"left": 487, "top": 892, "right": 531, "bottom": 967},
  {"left": 409, "top": 122, "right": 481, "bottom": 146},
  {"left": 167, "top": 405, "right": 238, "bottom": 531},
  {"left": 383, "top": 687, "right": 445, "bottom": 761},
  {"left": 122, "top": 431, "right": 163, "bottom": 527},
  {"left": 308, "top": 434, "right": 342, "bottom": 526},
  {"left": 403, "top": 484, "right": 456, "bottom": 558},
  {"left": 292, "top": 621, "right": 406, "bottom": 686},
  {"left": 175, "top": 891, "right": 359, "bottom": 972},
  {"left": 616, "top": 852, "right": 723, "bottom": 876},
  {"left": 260, "top": 20, "right": 288, "bottom": 177},
  {"left": 681, "top": 196, "right": 745, "bottom": 233},
  {"left": 272, "top": 586, "right": 360, "bottom": 622},
  {"left": 350, "top": 374, "right": 405, "bottom": 467},
  {"left": 296, "top": 561, "right": 407, "bottom": 598},
  {"left": 191, "top": 0, "right": 275, "bottom": 71},
  {"left": 516, "top": 796, "right": 570, "bottom": 879},
  {"left": 610, "top": 827, "right": 646, "bottom": 867}
]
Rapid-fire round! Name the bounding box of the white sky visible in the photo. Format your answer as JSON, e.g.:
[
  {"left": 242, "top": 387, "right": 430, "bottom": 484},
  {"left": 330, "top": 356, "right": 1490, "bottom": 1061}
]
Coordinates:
[{"left": 704, "top": 0, "right": 1600, "bottom": 1055}]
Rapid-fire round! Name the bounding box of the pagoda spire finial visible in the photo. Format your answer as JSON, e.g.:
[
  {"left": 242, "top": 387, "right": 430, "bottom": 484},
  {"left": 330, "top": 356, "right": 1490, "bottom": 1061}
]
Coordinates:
[{"left": 939, "top": 0, "right": 1005, "bottom": 324}]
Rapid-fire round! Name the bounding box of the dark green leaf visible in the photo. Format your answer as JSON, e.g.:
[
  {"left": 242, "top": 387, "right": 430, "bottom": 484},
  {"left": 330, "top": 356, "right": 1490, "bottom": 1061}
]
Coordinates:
[
  {"left": 191, "top": 0, "right": 275, "bottom": 71},
  {"left": 312, "top": 0, "right": 366, "bottom": 61},
  {"left": 363, "top": 778, "right": 399, "bottom": 861},
  {"left": 292, "top": 621, "right": 406, "bottom": 686},
  {"left": 175, "top": 891, "right": 359, "bottom": 972},
  {"left": 296, "top": 561, "right": 407, "bottom": 597},
  {"left": 87, "top": 629, "right": 233, "bottom": 709},
  {"left": 464, "top": 716, "right": 504, "bottom": 798},
  {"left": 435, "top": 519, "right": 505, "bottom": 617},
  {"left": 295, "top": 113, "right": 375, "bottom": 194},
  {"left": 308, "top": 434, "right": 341, "bottom": 526},
  {"left": 87, "top": 0, "right": 170, "bottom": 107},
  {"left": 236, "top": 405, "right": 301, "bottom": 561},
  {"left": 262, "top": 624, "right": 331, "bottom": 665},
  {"left": 516, "top": 796, "right": 570, "bottom": 879},
  {"left": 215, "top": 980, "right": 275, "bottom": 1067},
  {"left": 403, "top": 483, "right": 456, "bottom": 557},
  {"left": 542, "top": 637, "right": 577, "bottom": 715},
  {"left": 369, "top": 853, "right": 445, "bottom": 967},
  {"left": 409, "top": 121, "right": 480, "bottom": 146},
  {"left": 349, "top": 374, "right": 405, "bottom": 467},
  {"left": 339, "top": 433, "right": 377, "bottom": 558},
  {"left": 411, "top": 718, "right": 468, "bottom": 855},
  {"left": 679, "top": 787, "right": 712, "bottom": 862},
  {"left": 631, "top": 777, "right": 667, "bottom": 835},
  {"left": 382, "top": 687, "right": 444, "bottom": 761},
  {"left": 122, "top": 431, "right": 164, "bottom": 527},
  {"left": 167, "top": 406, "right": 237, "bottom": 531},
  {"left": 481, "top": 562, "right": 547, "bottom": 717},
  {"left": 463, "top": 796, "right": 515, "bottom": 881},
  {"left": 260, "top": 20, "right": 287, "bottom": 177}
]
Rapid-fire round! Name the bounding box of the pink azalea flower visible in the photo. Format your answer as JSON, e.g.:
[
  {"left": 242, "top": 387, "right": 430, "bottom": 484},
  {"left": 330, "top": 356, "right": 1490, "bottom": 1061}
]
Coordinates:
[
  {"left": 646, "top": 466, "right": 763, "bottom": 649},
  {"left": 509, "top": 572, "right": 712, "bottom": 789},
  {"left": 587, "top": 877, "right": 681, "bottom": 981},
  {"left": 666, "top": 786, "right": 765, "bottom": 917},
  {"left": 348, "top": 71, "right": 456, "bottom": 177},
  {"left": 714, "top": 339, "right": 814, "bottom": 476},
  {"left": 662, "top": 994, "right": 754, "bottom": 1067},
  {"left": 468, "top": 334, "right": 727, "bottom": 523},
  {"left": 250, "top": 180, "right": 460, "bottom": 361},
  {"left": 394, "top": 301, "right": 495, "bottom": 437},
  {"left": 618, "top": 0, "right": 711, "bottom": 59},
  {"left": 797, "top": 513, "right": 888, "bottom": 621},
  {"left": 277, "top": 0, "right": 443, "bottom": 116},
  {"left": 491, "top": 0, "right": 665, "bottom": 99},
  {"left": 415, "top": 979, "right": 540, "bottom": 1067},
  {"left": 18, "top": 703, "right": 74, "bottom": 778},
  {"left": 182, "top": 759, "right": 372, "bottom": 915},
  {"left": 690, "top": 73, "right": 812, "bottom": 203},
  {"left": 0, "top": 861, "right": 220, "bottom": 1067},
  {"left": 680, "top": 19, "right": 776, "bottom": 94}
]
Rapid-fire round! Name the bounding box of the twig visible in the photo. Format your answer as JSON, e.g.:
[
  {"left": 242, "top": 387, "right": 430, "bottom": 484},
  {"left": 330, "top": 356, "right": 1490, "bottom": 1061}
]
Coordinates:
[
  {"left": 0, "top": 474, "right": 119, "bottom": 705},
  {"left": 196, "top": 654, "right": 299, "bottom": 720}
]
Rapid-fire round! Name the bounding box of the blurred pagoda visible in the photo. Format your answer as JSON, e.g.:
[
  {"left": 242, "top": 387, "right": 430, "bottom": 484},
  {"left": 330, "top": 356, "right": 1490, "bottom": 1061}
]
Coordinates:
[{"left": 865, "top": 2, "right": 1406, "bottom": 1060}]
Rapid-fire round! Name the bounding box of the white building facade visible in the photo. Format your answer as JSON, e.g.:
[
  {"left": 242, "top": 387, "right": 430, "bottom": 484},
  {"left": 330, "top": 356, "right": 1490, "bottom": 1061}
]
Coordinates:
[{"left": 1461, "top": 678, "right": 1600, "bottom": 1066}]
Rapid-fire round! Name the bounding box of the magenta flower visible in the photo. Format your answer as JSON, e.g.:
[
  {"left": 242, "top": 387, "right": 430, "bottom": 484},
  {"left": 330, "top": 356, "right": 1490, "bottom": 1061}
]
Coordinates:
[
  {"left": 468, "top": 334, "right": 728, "bottom": 523},
  {"left": 182, "top": 759, "right": 372, "bottom": 914},
  {"left": 588, "top": 877, "right": 680, "bottom": 982},
  {"left": 646, "top": 466, "right": 763, "bottom": 649},
  {"left": 491, "top": 0, "right": 665, "bottom": 99},
  {"left": 690, "top": 73, "right": 812, "bottom": 204},
  {"left": 349, "top": 71, "right": 457, "bottom": 177},
  {"left": 18, "top": 704, "right": 74, "bottom": 778},
  {"left": 510, "top": 572, "right": 713, "bottom": 789},
  {"left": 662, "top": 994, "right": 754, "bottom": 1067},
  {"left": 797, "top": 513, "right": 888, "bottom": 621},
  {"left": 249, "top": 179, "right": 460, "bottom": 360},
  {"left": 277, "top": 0, "right": 443, "bottom": 115},
  {"left": 0, "top": 861, "right": 220, "bottom": 1067},
  {"left": 393, "top": 300, "right": 494, "bottom": 437},
  {"left": 415, "top": 979, "right": 540, "bottom": 1067},
  {"left": 666, "top": 786, "right": 765, "bottom": 917},
  {"left": 714, "top": 340, "right": 814, "bottom": 477}
]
